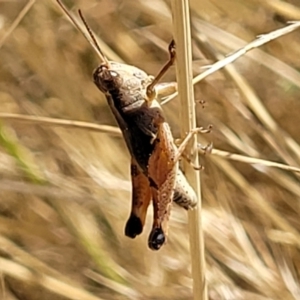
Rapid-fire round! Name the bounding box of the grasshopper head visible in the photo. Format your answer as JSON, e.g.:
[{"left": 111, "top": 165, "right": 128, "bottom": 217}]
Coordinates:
[{"left": 93, "top": 62, "right": 153, "bottom": 102}]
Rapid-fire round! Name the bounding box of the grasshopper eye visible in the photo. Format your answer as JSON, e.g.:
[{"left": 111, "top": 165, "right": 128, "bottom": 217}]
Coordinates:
[
  {"left": 101, "top": 68, "right": 119, "bottom": 81},
  {"left": 93, "top": 65, "right": 122, "bottom": 93},
  {"left": 110, "top": 71, "right": 118, "bottom": 77}
]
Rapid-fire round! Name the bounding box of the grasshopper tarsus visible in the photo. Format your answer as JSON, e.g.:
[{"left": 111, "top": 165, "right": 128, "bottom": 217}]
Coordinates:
[
  {"left": 202, "top": 124, "right": 213, "bottom": 133},
  {"left": 193, "top": 164, "right": 204, "bottom": 171},
  {"left": 181, "top": 153, "right": 204, "bottom": 171},
  {"left": 168, "top": 39, "right": 176, "bottom": 63},
  {"left": 197, "top": 99, "right": 206, "bottom": 109},
  {"left": 199, "top": 142, "right": 213, "bottom": 155}
]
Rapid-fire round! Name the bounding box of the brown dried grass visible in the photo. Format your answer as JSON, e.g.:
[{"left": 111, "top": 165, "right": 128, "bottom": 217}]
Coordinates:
[{"left": 0, "top": 0, "right": 300, "bottom": 299}]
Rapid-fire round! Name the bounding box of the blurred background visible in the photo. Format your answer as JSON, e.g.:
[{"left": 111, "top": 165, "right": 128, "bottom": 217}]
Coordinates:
[{"left": 0, "top": 0, "right": 300, "bottom": 299}]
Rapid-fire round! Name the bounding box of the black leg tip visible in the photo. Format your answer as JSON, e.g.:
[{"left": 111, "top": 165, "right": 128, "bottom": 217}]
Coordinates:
[
  {"left": 148, "top": 228, "right": 165, "bottom": 250},
  {"left": 125, "top": 214, "right": 143, "bottom": 238}
]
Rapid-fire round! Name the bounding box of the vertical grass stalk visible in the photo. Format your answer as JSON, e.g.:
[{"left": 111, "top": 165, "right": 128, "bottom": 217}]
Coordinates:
[{"left": 170, "top": 1, "right": 207, "bottom": 300}]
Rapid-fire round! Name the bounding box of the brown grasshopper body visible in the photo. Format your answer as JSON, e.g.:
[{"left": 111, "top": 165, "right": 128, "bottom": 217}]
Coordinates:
[
  {"left": 93, "top": 60, "right": 197, "bottom": 250},
  {"left": 57, "top": 1, "right": 198, "bottom": 250}
]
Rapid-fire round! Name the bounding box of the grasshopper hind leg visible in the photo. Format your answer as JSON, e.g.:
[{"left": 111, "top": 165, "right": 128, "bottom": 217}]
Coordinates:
[
  {"left": 125, "top": 159, "right": 151, "bottom": 239},
  {"left": 147, "top": 168, "right": 198, "bottom": 249},
  {"left": 148, "top": 192, "right": 171, "bottom": 251}
]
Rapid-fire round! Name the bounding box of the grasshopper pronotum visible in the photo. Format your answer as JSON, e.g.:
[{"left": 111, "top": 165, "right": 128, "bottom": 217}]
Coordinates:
[{"left": 57, "top": 1, "right": 207, "bottom": 250}]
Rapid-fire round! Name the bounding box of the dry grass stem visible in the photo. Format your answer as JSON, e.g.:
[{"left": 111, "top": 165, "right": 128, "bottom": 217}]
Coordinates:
[
  {"left": 2, "top": 112, "right": 299, "bottom": 179},
  {"left": 171, "top": 1, "right": 207, "bottom": 300},
  {"left": 0, "top": 0, "right": 36, "bottom": 49},
  {"left": 204, "top": 148, "right": 300, "bottom": 174},
  {"left": 162, "top": 21, "right": 300, "bottom": 105},
  {"left": 0, "top": 112, "right": 121, "bottom": 135}
]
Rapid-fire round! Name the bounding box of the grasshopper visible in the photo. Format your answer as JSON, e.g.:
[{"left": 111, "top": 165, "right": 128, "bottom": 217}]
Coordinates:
[{"left": 57, "top": 1, "right": 205, "bottom": 250}]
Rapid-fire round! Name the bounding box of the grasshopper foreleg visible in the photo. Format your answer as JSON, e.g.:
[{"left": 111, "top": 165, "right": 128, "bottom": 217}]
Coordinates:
[{"left": 146, "top": 40, "right": 176, "bottom": 103}]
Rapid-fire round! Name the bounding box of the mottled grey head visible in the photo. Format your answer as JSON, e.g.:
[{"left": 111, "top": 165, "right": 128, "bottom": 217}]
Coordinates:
[{"left": 93, "top": 61, "right": 155, "bottom": 110}]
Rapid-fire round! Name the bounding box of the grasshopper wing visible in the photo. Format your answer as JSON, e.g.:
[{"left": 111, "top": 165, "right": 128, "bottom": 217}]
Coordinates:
[{"left": 125, "top": 159, "right": 152, "bottom": 238}]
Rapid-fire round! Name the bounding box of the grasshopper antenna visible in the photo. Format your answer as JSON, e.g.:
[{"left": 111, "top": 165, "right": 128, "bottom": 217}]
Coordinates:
[
  {"left": 78, "top": 9, "right": 110, "bottom": 66},
  {"left": 56, "top": 0, "right": 109, "bottom": 66}
]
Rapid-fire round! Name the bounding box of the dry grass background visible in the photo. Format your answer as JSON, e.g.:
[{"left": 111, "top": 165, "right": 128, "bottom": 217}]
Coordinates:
[{"left": 0, "top": 0, "right": 300, "bottom": 299}]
